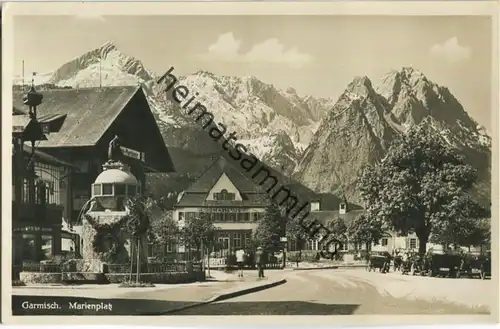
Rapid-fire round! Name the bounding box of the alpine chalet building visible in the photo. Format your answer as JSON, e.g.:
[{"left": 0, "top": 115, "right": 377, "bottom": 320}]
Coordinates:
[{"left": 172, "top": 157, "right": 271, "bottom": 256}]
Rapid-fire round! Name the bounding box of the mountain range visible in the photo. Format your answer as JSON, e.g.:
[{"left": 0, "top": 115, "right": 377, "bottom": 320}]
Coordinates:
[{"left": 13, "top": 41, "right": 491, "bottom": 206}]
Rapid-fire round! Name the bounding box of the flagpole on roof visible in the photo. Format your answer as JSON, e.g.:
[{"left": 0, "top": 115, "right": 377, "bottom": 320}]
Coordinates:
[{"left": 22, "top": 60, "right": 25, "bottom": 91}]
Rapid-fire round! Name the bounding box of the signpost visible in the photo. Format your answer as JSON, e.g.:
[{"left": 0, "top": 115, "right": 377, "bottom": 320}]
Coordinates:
[
  {"left": 120, "top": 146, "right": 145, "bottom": 162},
  {"left": 281, "top": 236, "right": 287, "bottom": 269}
]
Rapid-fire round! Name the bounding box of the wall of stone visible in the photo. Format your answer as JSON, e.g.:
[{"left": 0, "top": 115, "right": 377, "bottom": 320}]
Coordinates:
[
  {"left": 105, "top": 271, "right": 205, "bottom": 284},
  {"left": 20, "top": 272, "right": 62, "bottom": 285},
  {"left": 19, "top": 271, "right": 205, "bottom": 285}
]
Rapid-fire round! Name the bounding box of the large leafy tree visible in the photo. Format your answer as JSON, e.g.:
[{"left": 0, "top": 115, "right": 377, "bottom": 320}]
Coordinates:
[
  {"left": 181, "top": 212, "right": 218, "bottom": 256},
  {"left": 325, "top": 217, "right": 348, "bottom": 246},
  {"left": 347, "top": 214, "right": 384, "bottom": 251},
  {"left": 430, "top": 202, "right": 490, "bottom": 249},
  {"left": 286, "top": 214, "right": 310, "bottom": 252},
  {"left": 358, "top": 124, "right": 486, "bottom": 255},
  {"left": 148, "top": 208, "right": 180, "bottom": 257},
  {"left": 253, "top": 203, "right": 285, "bottom": 252},
  {"left": 322, "top": 217, "right": 348, "bottom": 259}
]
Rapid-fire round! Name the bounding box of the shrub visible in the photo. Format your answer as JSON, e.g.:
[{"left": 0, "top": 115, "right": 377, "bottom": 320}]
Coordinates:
[
  {"left": 61, "top": 259, "right": 78, "bottom": 272},
  {"left": 12, "top": 279, "right": 25, "bottom": 286},
  {"left": 119, "top": 281, "right": 155, "bottom": 288},
  {"left": 287, "top": 251, "right": 301, "bottom": 263},
  {"left": 302, "top": 251, "right": 320, "bottom": 262}
]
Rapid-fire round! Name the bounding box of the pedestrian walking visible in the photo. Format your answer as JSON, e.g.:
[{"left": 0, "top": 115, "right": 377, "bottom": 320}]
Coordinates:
[
  {"left": 236, "top": 247, "right": 245, "bottom": 278},
  {"left": 255, "top": 246, "right": 265, "bottom": 279}
]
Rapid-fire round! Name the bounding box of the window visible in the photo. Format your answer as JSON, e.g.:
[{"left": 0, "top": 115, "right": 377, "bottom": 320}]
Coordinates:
[
  {"left": 93, "top": 184, "right": 102, "bottom": 196},
  {"left": 227, "top": 213, "right": 237, "bottom": 222},
  {"left": 306, "top": 239, "right": 318, "bottom": 251},
  {"left": 409, "top": 238, "right": 417, "bottom": 249},
  {"left": 233, "top": 233, "right": 242, "bottom": 249},
  {"left": 178, "top": 212, "right": 184, "bottom": 222},
  {"left": 166, "top": 242, "right": 174, "bottom": 253},
  {"left": 340, "top": 203, "right": 346, "bottom": 210},
  {"left": 127, "top": 185, "right": 137, "bottom": 196},
  {"left": 252, "top": 213, "right": 260, "bottom": 221},
  {"left": 102, "top": 184, "right": 113, "bottom": 195},
  {"left": 381, "top": 238, "right": 388, "bottom": 247},
  {"left": 115, "top": 184, "right": 126, "bottom": 195},
  {"left": 244, "top": 232, "right": 252, "bottom": 248},
  {"left": 214, "top": 189, "right": 236, "bottom": 201},
  {"left": 338, "top": 242, "right": 349, "bottom": 251}
]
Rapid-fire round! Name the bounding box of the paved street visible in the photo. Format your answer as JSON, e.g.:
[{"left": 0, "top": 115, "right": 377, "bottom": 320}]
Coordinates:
[
  {"left": 12, "top": 270, "right": 283, "bottom": 315},
  {"left": 12, "top": 268, "right": 492, "bottom": 316},
  {"left": 173, "top": 269, "right": 492, "bottom": 315}
]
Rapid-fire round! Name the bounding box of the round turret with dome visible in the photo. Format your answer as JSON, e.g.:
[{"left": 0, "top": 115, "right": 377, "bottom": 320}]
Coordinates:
[{"left": 81, "top": 135, "right": 145, "bottom": 264}]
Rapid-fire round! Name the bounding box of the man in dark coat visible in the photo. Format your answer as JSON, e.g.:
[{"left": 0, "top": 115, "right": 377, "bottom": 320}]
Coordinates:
[{"left": 255, "top": 246, "right": 265, "bottom": 279}]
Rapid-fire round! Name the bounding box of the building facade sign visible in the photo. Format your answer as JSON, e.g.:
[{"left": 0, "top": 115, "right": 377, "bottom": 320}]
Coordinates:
[{"left": 206, "top": 208, "right": 245, "bottom": 213}]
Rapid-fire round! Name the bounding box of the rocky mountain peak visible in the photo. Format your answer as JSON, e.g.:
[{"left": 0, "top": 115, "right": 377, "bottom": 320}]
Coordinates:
[
  {"left": 98, "top": 40, "right": 118, "bottom": 56},
  {"left": 344, "top": 76, "right": 376, "bottom": 100},
  {"left": 47, "top": 41, "right": 154, "bottom": 87},
  {"left": 294, "top": 66, "right": 491, "bottom": 205}
]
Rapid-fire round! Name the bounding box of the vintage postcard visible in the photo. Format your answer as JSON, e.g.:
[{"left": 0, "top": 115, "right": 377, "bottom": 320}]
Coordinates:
[{"left": 2, "top": 1, "right": 498, "bottom": 325}]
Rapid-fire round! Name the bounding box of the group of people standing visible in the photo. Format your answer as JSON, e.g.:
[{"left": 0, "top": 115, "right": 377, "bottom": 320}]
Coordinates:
[{"left": 233, "top": 246, "right": 266, "bottom": 279}]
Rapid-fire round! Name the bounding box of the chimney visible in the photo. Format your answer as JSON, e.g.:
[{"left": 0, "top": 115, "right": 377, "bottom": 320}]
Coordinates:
[{"left": 310, "top": 200, "right": 320, "bottom": 212}]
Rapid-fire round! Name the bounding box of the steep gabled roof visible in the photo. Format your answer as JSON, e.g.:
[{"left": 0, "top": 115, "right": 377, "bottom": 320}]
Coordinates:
[
  {"left": 308, "top": 209, "right": 365, "bottom": 226},
  {"left": 12, "top": 86, "right": 140, "bottom": 148},
  {"left": 185, "top": 156, "right": 264, "bottom": 194},
  {"left": 176, "top": 156, "right": 270, "bottom": 207}
]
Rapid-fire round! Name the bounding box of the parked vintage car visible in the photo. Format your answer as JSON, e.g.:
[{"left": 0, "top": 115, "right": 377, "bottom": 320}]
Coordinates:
[
  {"left": 367, "top": 253, "right": 391, "bottom": 273},
  {"left": 427, "top": 253, "right": 462, "bottom": 277},
  {"left": 458, "top": 254, "right": 482, "bottom": 278}
]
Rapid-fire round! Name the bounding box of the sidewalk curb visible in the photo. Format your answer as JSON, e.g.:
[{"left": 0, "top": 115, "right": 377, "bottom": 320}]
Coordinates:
[
  {"left": 142, "top": 278, "right": 287, "bottom": 315},
  {"left": 292, "top": 265, "right": 367, "bottom": 271}
]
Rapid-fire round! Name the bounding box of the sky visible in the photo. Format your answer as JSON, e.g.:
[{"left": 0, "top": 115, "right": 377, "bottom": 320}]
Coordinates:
[{"left": 13, "top": 15, "right": 493, "bottom": 131}]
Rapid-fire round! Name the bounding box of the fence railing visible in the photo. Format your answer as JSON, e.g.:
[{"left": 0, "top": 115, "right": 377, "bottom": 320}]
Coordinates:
[
  {"left": 146, "top": 263, "right": 187, "bottom": 273},
  {"left": 20, "top": 263, "right": 62, "bottom": 273},
  {"left": 17, "top": 261, "right": 204, "bottom": 274}
]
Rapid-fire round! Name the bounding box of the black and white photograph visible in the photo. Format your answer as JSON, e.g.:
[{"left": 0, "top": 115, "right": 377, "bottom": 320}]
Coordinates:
[{"left": 2, "top": 1, "right": 497, "bottom": 324}]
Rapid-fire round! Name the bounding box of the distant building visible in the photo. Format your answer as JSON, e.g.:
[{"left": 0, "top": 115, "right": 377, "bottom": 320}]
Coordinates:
[
  {"left": 161, "top": 157, "right": 271, "bottom": 258},
  {"left": 301, "top": 200, "right": 484, "bottom": 254}
]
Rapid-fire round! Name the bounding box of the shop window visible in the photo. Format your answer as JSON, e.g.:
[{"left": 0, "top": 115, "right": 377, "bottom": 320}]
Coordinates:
[
  {"left": 409, "top": 238, "right": 417, "bottom": 249},
  {"left": 233, "top": 233, "right": 242, "bottom": 249}
]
